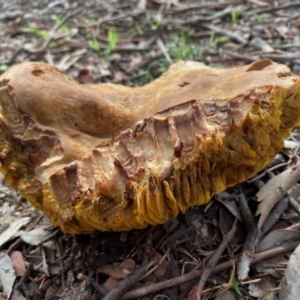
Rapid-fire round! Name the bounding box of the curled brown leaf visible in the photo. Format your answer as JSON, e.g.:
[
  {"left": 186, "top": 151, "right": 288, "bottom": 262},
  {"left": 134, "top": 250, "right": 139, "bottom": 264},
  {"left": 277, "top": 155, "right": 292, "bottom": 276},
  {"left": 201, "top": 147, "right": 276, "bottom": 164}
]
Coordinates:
[{"left": 256, "top": 162, "right": 300, "bottom": 229}]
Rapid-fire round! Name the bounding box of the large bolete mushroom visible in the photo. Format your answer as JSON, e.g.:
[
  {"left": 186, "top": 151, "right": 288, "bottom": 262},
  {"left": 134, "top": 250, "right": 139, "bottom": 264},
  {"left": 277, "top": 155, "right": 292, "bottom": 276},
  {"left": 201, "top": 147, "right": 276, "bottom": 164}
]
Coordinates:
[{"left": 0, "top": 59, "right": 299, "bottom": 233}]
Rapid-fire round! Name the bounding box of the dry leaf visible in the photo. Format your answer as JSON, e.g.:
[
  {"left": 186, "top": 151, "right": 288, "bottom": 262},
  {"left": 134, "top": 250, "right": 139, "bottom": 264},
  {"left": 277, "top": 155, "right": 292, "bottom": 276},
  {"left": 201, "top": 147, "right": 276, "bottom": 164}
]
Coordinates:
[
  {"left": 41, "top": 247, "right": 50, "bottom": 277},
  {"left": 0, "top": 217, "right": 31, "bottom": 247},
  {"left": 215, "top": 191, "right": 242, "bottom": 222},
  {"left": 284, "top": 140, "right": 299, "bottom": 150},
  {"left": 98, "top": 258, "right": 135, "bottom": 278},
  {"left": 97, "top": 264, "right": 131, "bottom": 279},
  {"left": 20, "top": 227, "right": 50, "bottom": 246},
  {"left": 250, "top": 36, "right": 274, "bottom": 53},
  {"left": 0, "top": 252, "right": 16, "bottom": 299},
  {"left": 248, "top": 275, "right": 276, "bottom": 299},
  {"left": 57, "top": 49, "right": 87, "bottom": 72},
  {"left": 10, "top": 289, "right": 26, "bottom": 300},
  {"left": 103, "top": 258, "right": 136, "bottom": 291},
  {"left": 256, "top": 163, "right": 300, "bottom": 229},
  {"left": 153, "top": 251, "right": 168, "bottom": 278},
  {"left": 9, "top": 251, "right": 26, "bottom": 277},
  {"left": 258, "top": 229, "right": 300, "bottom": 252},
  {"left": 255, "top": 255, "right": 288, "bottom": 279},
  {"left": 279, "top": 243, "right": 300, "bottom": 300},
  {"left": 288, "top": 183, "right": 300, "bottom": 202},
  {"left": 215, "top": 290, "right": 236, "bottom": 300}
]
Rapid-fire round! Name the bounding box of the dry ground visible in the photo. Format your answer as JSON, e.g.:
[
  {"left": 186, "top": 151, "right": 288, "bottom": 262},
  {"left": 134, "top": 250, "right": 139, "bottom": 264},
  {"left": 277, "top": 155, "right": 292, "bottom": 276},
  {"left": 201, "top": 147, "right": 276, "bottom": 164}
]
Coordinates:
[{"left": 0, "top": 0, "right": 300, "bottom": 299}]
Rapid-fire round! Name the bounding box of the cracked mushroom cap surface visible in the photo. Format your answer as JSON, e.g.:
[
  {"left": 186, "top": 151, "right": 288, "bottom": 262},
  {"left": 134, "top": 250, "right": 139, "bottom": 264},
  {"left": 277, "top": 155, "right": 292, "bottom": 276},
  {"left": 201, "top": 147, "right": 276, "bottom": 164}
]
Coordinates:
[{"left": 0, "top": 59, "right": 299, "bottom": 234}]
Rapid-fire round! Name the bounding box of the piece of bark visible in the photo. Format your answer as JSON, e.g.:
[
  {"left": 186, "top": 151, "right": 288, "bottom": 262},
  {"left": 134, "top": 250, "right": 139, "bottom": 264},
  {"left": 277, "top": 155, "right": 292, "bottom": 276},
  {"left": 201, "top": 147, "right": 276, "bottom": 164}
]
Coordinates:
[{"left": 256, "top": 163, "right": 300, "bottom": 229}]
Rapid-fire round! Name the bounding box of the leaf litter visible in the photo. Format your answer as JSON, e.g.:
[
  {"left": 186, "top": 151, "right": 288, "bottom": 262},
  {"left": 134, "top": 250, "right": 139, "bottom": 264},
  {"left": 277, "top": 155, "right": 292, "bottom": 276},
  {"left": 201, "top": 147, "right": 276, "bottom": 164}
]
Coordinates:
[
  {"left": 0, "top": 0, "right": 300, "bottom": 299},
  {"left": 0, "top": 252, "right": 16, "bottom": 300}
]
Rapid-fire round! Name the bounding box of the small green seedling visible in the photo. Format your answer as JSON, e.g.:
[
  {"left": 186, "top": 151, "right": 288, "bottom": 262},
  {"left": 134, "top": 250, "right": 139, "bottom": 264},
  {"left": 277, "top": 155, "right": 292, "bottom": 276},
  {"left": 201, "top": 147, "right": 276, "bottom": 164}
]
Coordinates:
[
  {"left": 209, "top": 33, "right": 229, "bottom": 47},
  {"left": 231, "top": 8, "right": 241, "bottom": 23},
  {"left": 89, "top": 36, "right": 101, "bottom": 53},
  {"left": 52, "top": 15, "right": 70, "bottom": 33},
  {"left": 22, "top": 28, "right": 49, "bottom": 40},
  {"left": 168, "top": 30, "right": 197, "bottom": 60},
  {"left": 89, "top": 27, "right": 119, "bottom": 57},
  {"left": 257, "top": 14, "right": 265, "bottom": 24},
  {"left": 107, "top": 27, "right": 119, "bottom": 52},
  {"left": 146, "top": 14, "right": 162, "bottom": 30},
  {"left": 0, "top": 62, "right": 8, "bottom": 72},
  {"left": 135, "top": 25, "right": 144, "bottom": 35},
  {"left": 233, "top": 277, "right": 243, "bottom": 297}
]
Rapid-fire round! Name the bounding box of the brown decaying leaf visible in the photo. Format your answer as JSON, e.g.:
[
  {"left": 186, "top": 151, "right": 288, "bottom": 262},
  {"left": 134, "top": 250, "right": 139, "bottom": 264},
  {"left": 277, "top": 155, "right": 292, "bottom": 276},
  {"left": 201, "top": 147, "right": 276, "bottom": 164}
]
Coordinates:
[
  {"left": 215, "top": 191, "right": 242, "bottom": 222},
  {"left": 41, "top": 247, "right": 50, "bottom": 277},
  {"left": 215, "top": 290, "right": 236, "bottom": 300},
  {"left": 237, "top": 192, "right": 259, "bottom": 281},
  {"left": 279, "top": 244, "right": 300, "bottom": 300},
  {"left": 97, "top": 262, "right": 134, "bottom": 279},
  {"left": 256, "top": 162, "right": 300, "bottom": 229},
  {"left": 249, "top": 36, "right": 274, "bottom": 53},
  {"left": 153, "top": 251, "right": 168, "bottom": 278},
  {"left": 10, "top": 289, "right": 26, "bottom": 300},
  {"left": 258, "top": 229, "right": 300, "bottom": 252},
  {"left": 9, "top": 250, "right": 26, "bottom": 277},
  {"left": 255, "top": 255, "right": 289, "bottom": 279},
  {"left": 248, "top": 275, "right": 277, "bottom": 298},
  {"left": 103, "top": 258, "right": 136, "bottom": 292}
]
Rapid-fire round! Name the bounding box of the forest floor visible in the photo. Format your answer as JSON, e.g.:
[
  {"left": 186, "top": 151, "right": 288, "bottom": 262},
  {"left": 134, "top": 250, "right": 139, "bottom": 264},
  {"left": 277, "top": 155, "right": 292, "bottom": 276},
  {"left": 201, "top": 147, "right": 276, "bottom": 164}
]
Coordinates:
[{"left": 0, "top": 1, "right": 300, "bottom": 299}]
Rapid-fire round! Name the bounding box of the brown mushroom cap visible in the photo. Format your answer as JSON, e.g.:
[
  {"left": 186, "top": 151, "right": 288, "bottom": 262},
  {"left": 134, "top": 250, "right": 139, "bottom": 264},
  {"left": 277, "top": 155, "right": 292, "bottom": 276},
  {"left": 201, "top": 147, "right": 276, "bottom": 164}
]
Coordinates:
[{"left": 0, "top": 59, "right": 299, "bottom": 233}]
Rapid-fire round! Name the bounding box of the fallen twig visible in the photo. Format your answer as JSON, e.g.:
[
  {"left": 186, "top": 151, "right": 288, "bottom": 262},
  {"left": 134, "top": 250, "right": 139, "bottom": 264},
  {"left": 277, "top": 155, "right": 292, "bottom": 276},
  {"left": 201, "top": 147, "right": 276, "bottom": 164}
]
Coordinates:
[
  {"left": 77, "top": 273, "right": 109, "bottom": 297},
  {"left": 237, "top": 192, "right": 259, "bottom": 280},
  {"left": 167, "top": 0, "right": 243, "bottom": 14},
  {"left": 37, "top": 229, "right": 60, "bottom": 246},
  {"left": 120, "top": 241, "right": 300, "bottom": 300},
  {"left": 203, "top": 24, "right": 248, "bottom": 45},
  {"left": 33, "top": 279, "right": 52, "bottom": 300},
  {"left": 248, "top": 2, "right": 300, "bottom": 14},
  {"left": 159, "top": 226, "right": 195, "bottom": 249},
  {"left": 141, "top": 227, "right": 153, "bottom": 266},
  {"left": 25, "top": 8, "right": 84, "bottom": 55},
  {"left": 262, "top": 53, "right": 300, "bottom": 62},
  {"left": 102, "top": 260, "right": 155, "bottom": 300},
  {"left": 259, "top": 196, "right": 289, "bottom": 238},
  {"left": 289, "top": 195, "right": 300, "bottom": 217},
  {"left": 156, "top": 39, "right": 173, "bottom": 63},
  {"left": 194, "top": 219, "right": 237, "bottom": 299},
  {"left": 171, "top": 6, "right": 236, "bottom": 24},
  {"left": 56, "top": 237, "right": 66, "bottom": 292}
]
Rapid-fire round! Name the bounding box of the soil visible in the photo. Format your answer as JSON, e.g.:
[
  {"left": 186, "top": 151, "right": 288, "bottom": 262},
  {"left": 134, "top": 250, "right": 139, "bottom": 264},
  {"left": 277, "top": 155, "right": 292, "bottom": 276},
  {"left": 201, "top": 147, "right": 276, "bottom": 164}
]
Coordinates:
[{"left": 0, "top": 1, "right": 300, "bottom": 299}]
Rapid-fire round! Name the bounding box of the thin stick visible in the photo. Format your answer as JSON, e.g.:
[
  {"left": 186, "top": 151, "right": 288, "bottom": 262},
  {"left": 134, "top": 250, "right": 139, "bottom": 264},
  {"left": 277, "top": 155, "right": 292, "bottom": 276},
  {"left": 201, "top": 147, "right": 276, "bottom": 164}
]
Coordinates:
[
  {"left": 156, "top": 39, "right": 173, "bottom": 63},
  {"left": 103, "top": 260, "right": 155, "bottom": 300},
  {"left": 237, "top": 192, "right": 259, "bottom": 280},
  {"left": 27, "top": 8, "right": 84, "bottom": 54},
  {"left": 121, "top": 241, "right": 299, "bottom": 299},
  {"left": 195, "top": 219, "right": 237, "bottom": 299}
]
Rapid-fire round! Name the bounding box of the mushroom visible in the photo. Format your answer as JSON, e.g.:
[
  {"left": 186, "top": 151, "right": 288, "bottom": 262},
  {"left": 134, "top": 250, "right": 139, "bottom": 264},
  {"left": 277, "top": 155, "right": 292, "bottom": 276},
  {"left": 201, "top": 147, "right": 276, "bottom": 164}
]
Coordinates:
[{"left": 0, "top": 59, "right": 299, "bottom": 234}]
